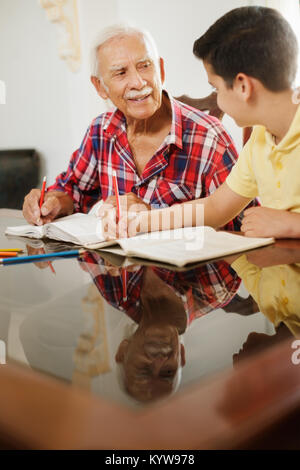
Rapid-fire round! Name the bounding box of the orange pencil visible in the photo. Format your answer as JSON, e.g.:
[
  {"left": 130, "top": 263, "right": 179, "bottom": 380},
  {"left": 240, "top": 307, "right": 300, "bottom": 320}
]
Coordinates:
[
  {"left": 0, "top": 252, "right": 19, "bottom": 257},
  {"left": 112, "top": 170, "right": 127, "bottom": 302},
  {"left": 48, "top": 261, "right": 56, "bottom": 274},
  {"left": 39, "top": 176, "right": 47, "bottom": 208},
  {"left": 39, "top": 176, "right": 55, "bottom": 275}
]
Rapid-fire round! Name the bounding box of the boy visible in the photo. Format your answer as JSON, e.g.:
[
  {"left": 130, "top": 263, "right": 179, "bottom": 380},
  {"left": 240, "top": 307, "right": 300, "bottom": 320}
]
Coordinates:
[{"left": 103, "top": 6, "right": 300, "bottom": 239}]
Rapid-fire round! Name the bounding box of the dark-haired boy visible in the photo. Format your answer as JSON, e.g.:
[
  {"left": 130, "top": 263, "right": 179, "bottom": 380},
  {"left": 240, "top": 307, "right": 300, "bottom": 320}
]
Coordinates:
[{"left": 130, "top": 6, "right": 300, "bottom": 239}]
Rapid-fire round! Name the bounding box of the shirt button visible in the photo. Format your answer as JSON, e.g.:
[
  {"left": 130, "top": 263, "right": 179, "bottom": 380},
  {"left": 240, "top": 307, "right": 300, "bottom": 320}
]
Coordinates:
[
  {"left": 277, "top": 181, "right": 281, "bottom": 188},
  {"left": 276, "top": 161, "right": 283, "bottom": 170},
  {"left": 282, "top": 297, "right": 289, "bottom": 305},
  {"left": 281, "top": 279, "right": 286, "bottom": 287}
]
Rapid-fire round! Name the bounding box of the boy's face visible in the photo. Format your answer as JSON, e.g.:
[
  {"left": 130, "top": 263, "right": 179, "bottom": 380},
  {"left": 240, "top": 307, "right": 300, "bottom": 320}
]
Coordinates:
[{"left": 203, "top": 61, "right": 250, "bottom": 127}]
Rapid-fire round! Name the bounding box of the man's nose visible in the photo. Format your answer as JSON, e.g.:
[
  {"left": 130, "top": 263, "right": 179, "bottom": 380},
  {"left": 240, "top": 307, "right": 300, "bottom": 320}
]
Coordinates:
[
  {"left": 128, "top": 68, "right": 146, "bottom": 89},
  {"left": 151, "top": 354, "right": 171, "bottom": 373}
]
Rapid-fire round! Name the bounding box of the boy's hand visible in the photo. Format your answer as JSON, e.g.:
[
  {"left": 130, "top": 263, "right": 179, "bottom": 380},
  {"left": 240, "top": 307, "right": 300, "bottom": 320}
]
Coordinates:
[
  {"left": 98, "top": 193, "right": 151, "bottom": 239},
  {"left": 99, "top": 192, "right": 150, "bottom": 216},
  {"left": 241, "top": 207, "right": 300, "bottom": 238}
]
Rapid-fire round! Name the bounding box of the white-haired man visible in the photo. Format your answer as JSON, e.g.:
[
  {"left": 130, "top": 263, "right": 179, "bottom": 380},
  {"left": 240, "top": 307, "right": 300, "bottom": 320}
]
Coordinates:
[{"left": 23, "top": 24, "right": 242, "bottom": 231}]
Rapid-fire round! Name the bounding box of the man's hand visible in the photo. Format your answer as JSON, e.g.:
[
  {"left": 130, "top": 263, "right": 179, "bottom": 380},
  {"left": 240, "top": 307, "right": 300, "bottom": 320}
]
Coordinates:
[
  {"left": 98, "top": 192, "right": 151, "bottom": 239},
  {"left": 23, "top": 189, "right": 74, "bottom": 225},
  {"left": 241, "top": 207, "right": 300, "bottom": 239}
]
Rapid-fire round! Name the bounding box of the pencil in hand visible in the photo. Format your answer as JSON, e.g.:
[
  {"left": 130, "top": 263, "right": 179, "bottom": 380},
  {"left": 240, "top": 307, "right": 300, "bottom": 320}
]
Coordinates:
[{"left": 39, "top": 176, "right": 47, "bottom": 209}]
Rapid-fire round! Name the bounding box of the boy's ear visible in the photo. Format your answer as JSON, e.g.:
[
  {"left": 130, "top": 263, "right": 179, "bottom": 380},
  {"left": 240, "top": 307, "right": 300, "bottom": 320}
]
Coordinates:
[{"left": 233, "top": 73, "right": 253, "bottom": 101}]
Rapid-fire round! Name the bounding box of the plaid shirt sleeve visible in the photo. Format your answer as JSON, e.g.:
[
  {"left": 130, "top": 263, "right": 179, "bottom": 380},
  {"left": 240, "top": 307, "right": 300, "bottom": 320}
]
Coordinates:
[
  {"left": 47, "top": 124, "right": 101, "bottom": 213},
  {"left": 79, "top": 251, "right": 144, "bottom": 322},
  {"left": 79, "top": 253, "right": 241, "bottom": 327}
]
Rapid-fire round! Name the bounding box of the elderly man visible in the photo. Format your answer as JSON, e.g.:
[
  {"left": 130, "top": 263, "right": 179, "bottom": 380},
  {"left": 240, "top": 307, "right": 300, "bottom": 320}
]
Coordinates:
[{"left": 23, "top": 24, "right": 241, "bottom": 229}]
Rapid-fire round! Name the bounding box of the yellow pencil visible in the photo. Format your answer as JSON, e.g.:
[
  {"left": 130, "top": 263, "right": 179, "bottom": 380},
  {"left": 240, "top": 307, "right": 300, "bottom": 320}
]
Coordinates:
[{"left": 0, "top": 248, "right": 23, "bottom": 253}]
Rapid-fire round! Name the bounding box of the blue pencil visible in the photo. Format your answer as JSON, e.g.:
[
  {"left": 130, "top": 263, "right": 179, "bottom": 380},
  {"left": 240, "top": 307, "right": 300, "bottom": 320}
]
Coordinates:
[{"left": 0, "top": 249, "right": 86, "bottom": 266}]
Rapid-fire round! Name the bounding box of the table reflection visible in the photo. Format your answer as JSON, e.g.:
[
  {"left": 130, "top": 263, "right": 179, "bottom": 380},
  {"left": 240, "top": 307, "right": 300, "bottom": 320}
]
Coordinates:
[
  {"left": 3, "top": 211, "right": 297, "bottom": 409},
  {"left": 229, "top": 240, "right": 300, "bottom": 364},
  {"left": 79, "top": 252, "right": 241, "bottom": 403}
]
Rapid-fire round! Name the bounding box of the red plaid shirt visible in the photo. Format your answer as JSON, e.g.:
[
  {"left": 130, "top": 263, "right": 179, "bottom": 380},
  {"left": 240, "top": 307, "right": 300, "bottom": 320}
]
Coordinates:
[
  {"left": 48, "top": 91, "right": 244, "bottom": 230},
  {"left": 79, "top": 252, "right": 241, "bottom": 325}
]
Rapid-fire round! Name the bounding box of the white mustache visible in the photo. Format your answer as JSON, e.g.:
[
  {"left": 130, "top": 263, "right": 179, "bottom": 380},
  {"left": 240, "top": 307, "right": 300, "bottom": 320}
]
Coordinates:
[{"left": 124, "top": 86, "right": 153, "bottom": 100}]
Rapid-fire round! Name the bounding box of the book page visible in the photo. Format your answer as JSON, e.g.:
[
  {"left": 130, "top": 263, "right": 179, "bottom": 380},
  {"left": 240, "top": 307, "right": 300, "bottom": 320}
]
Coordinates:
[
  {"left": 5, "top": 223, "right": 44, "bottom": 239},
  {"left": 47, "top": 213, "right": 105, "bottom": 244},
  {"left": 115, "top": 227, "right": 273, "bottom": 267},
  {"left": 5, "top": 211, "right": 105, "bottom": 245}
]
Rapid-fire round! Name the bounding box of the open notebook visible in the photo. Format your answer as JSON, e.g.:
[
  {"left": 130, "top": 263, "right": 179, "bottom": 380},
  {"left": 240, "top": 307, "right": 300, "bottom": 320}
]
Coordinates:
[
  {"left": 5, "top": 212, "right": 274, "bottom": 267},
  {"left": 5, "top": 212, "right": 113, "bottom": 248}
]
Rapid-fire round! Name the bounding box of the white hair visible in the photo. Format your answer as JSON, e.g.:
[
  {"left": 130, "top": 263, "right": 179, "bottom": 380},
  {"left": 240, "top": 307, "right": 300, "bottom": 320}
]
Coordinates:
[{"left": 90, "top": 23, "right": 160, "bottom": 78}]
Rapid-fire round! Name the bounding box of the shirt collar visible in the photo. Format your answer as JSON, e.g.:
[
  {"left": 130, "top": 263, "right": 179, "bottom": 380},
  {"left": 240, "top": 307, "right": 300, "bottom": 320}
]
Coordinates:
[
  {"left": 265, "top": 103, "right": 300, "bottom": 153},
  {"left": 103, "top": 90, "right": 183, "bottom": 150}
]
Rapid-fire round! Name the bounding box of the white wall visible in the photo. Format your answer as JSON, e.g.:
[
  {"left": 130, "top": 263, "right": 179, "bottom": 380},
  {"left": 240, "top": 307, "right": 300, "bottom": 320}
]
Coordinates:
[{"left": 0, "top": 0, "right": 74, "bottom": 184}]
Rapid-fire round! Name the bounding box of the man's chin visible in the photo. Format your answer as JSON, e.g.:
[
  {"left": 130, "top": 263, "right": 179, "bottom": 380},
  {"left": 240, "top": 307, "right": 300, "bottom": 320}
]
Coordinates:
[
  {"left": 125, "top": 98, "right": 161, "bottom": 120},
  {"left": 126, "top": 108, "right": 157, "bottom": 120}
]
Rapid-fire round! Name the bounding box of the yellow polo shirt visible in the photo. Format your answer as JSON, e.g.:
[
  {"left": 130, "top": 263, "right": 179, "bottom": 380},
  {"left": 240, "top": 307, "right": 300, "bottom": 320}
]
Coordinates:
[
  {"left": 231, "top": 255, "right": 300, "bottom": 337},
  {"left": 226, "top": 104, "right": 300, "bottom": 212}
]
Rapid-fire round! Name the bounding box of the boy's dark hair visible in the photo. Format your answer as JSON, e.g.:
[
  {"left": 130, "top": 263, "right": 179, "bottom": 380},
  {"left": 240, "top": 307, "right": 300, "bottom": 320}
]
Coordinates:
[{"left": 193, "top": 6, "right": 298, "bottom": 91}]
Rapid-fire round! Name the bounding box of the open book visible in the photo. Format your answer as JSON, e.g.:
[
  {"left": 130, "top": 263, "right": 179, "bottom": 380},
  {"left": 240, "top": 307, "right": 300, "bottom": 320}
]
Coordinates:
[
  {"left": 5, "top": 213, "right": 114, "bottom": 248},
  {"left": 5, "top": 213, "right": 274, "bottom": 267}
]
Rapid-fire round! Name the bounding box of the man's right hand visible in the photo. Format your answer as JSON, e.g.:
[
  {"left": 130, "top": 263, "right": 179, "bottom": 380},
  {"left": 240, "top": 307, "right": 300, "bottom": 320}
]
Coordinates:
[{"left": 23, "top": 189, "right": 74, "bottom": 225}]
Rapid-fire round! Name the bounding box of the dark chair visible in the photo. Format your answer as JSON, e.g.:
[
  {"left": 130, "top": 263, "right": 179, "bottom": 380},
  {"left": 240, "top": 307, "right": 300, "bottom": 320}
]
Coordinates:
[
  {"left": 176, "top": 92, "right": 253, "bottom": 146},
  {"left": 175, "top": 91, "right": 224, "bottom": 120},
  {"left": 0, "top": 149, "right": 40, "bottom": 209}
]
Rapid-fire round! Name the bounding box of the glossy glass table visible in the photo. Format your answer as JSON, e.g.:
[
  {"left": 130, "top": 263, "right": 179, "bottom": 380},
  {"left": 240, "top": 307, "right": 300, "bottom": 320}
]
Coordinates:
[{"left": 0, "top": 209, "right": 299, "bottom": 449}]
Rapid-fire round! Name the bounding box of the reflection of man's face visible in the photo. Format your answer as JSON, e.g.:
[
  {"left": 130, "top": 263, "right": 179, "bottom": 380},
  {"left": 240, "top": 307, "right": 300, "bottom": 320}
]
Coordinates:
[
  {"left": 93, "top": 33, "right": 165, "bottom": 121},
  {"left": 116, "top": 324, "right": 185, "bottom": 402}
]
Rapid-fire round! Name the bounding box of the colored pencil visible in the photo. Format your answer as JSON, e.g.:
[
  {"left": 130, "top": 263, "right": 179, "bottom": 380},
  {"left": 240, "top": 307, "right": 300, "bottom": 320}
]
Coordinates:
[
  {"left": 39, "top": 176, "right": 47, "bottom": 208},
  {"left": 39, "top": 176, "right": 56, "bottom": 274},
  {"left": 0, "top": 248, "right": 23, "bottom": 253},
  {"left": 112, "top": 170, "right": 127, "bottom": 302},
  {"left": 0, "top": 249, "right": 86, "bottom": 266},
  {"left": 0, "top": 252, "right": 19, "bottom": 257}
]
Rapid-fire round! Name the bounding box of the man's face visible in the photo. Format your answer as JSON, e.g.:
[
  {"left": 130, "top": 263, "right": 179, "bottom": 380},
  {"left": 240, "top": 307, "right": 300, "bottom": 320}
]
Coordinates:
[
  {"left": 94, "top": 34, "right": 165, "bottom": 121},
  {"left": 203, "top": 61, "right": 249, "bottom": 127},
  {"left": 116, "top": 325, "right": 185, "bottom": 402}
]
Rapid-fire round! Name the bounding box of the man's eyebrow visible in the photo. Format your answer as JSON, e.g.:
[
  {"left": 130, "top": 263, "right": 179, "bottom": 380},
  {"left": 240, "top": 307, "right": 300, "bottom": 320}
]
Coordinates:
[
  {"left": 137, "top": 55, "right": 152, "bottom": 64},
  {"left": 109, "top": 64, "right": 126, "bottom": 72}
]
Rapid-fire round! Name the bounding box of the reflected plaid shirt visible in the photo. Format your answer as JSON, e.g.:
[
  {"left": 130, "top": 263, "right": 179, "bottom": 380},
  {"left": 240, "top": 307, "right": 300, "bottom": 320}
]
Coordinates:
[
  {"left": 48, "top": 91, "right": 244, "bottom": 230},
  {"left": 79, "top": 252, "right": 241, "bottom": 324}
]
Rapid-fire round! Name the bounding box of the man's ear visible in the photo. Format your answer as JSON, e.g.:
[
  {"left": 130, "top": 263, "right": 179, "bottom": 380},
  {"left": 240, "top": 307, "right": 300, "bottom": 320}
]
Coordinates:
[
  {"left": 115, "top": 339, "right": 130, "bottom": 363},
  {"left": 90, "top": 75, "right": 109, "bottom": 100},
  {"left": 233, "top": 73, "right": 253, "bottom": 102},
  {"left": 159, "top": 57, "right": 165, "bottom": 85},
  {"left": 180, "top": 343, "right": 186, "bottom": 367}
]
